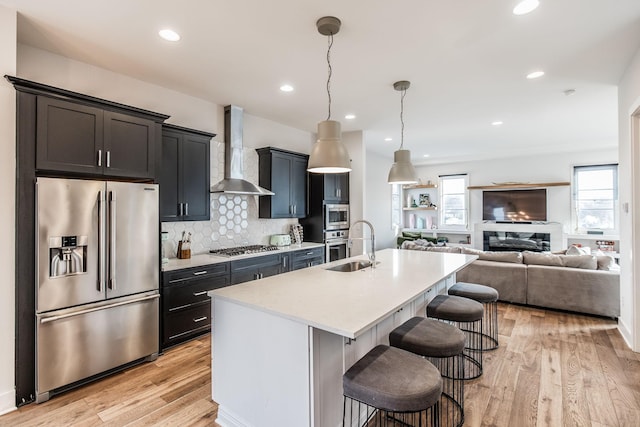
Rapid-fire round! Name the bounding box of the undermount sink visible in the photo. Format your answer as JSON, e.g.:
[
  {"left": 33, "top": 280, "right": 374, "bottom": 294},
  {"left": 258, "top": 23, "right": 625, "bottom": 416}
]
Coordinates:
[{"left": 325, "top": 260, "right": 376, "bottom": 272}]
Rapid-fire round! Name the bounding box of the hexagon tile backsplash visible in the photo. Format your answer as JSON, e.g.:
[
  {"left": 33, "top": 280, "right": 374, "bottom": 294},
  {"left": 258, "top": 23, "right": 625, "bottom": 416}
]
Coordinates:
[
  {"left": 162, "top": 194, "right": 298, "bottom": 256},
  {"left": 161, "top": 145, "right": 300, "bottom": 257}
]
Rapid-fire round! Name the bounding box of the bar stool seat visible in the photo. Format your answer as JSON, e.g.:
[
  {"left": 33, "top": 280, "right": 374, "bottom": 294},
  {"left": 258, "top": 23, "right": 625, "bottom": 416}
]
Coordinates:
[
  {"left": 343, "top": 344, "right": 442, "bottom": 426},
  {"left": 427, "top": 294, "right": 484, "bottom": 379},
  {"left": 390, "top": 317, "right": 466, "bottom": 427},
  {"left": 449, "top": 282, "right": 499, "bottom": 350}
]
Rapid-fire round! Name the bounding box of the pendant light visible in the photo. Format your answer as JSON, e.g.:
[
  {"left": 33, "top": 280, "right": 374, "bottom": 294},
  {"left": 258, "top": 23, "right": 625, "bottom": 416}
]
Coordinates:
[
  {"left": 388, "top": 80, "right": 418, "bottom": 184},
  {"left": 307, "top": 16, "right": 352, "bottom": 174}
]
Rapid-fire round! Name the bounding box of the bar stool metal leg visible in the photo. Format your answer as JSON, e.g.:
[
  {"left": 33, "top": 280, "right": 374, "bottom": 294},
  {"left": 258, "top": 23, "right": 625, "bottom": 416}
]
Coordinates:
[
  {"left": 426, "top": 294, "right": 484, "bottom": 380},
  {"left": 448, "top": 282, "right": 500, "bottom": 351}
]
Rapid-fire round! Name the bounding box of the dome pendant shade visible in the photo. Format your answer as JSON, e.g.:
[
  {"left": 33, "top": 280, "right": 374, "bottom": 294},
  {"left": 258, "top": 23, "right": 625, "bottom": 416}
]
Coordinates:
[
  {"left": 308, "top": 120, "right": 351, "bottom": 173},
  {"left": 388, "top": 149, "right": 417, "bottom": 184}
]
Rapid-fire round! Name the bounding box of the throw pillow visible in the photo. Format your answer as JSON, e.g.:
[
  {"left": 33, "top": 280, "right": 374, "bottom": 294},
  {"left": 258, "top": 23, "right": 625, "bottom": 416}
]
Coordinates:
[{"left": 566, "top": 245, "right": 591, "bottom": 256}]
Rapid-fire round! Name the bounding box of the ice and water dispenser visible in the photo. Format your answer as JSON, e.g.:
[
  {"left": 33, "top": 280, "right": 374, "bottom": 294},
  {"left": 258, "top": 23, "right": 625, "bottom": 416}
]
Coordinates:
[{"left": 49, "top": 235, "right": 88, "bottom": 278}]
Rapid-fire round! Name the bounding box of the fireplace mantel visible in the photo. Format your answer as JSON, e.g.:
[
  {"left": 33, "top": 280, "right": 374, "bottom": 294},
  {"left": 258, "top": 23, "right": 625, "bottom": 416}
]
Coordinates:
[{"left": 474, "top": 222, "right": 564, "bottom": 252}]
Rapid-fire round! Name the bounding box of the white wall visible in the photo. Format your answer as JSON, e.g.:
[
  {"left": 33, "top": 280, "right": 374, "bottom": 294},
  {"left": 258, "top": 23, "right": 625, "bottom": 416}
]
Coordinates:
[
  {"left": 414, "top": 149, "right": 618, "bottom": 236},
  {"left": 0, "top": 4, "right": 16, "bottom": 415},
  {"left": 365, "top": 150, "right": 395, "bottom": 249},
  {"left": 343, "top": 131, "right": 365, "bottom": 255},
  {"left": 618, "top": 45, "right": 640, "bottom": 351}
]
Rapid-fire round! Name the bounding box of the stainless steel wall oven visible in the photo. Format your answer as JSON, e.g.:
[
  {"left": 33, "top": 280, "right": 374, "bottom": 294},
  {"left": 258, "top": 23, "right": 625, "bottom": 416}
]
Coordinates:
[{"left": 325, "top": 229, "right": 349, "bottom": 262}]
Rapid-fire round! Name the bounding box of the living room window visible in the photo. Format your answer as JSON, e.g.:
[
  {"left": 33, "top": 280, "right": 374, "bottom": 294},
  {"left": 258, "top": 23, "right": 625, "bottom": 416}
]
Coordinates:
[
  {"left": 391, "top": 183, "right": 401, "bottom": 232},
  {"left": 573, "top": 164, "right": 618, "bottom": 232},
  {"left": 439, "top": 174, "right": 469, "bottom": 229}
]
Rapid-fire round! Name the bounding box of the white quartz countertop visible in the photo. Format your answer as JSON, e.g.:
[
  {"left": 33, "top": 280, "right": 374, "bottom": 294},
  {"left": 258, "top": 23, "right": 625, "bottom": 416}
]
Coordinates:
[
  {"left": 162, "top": 242, "right": 325, "bottom": 272},
  {"left": 209, "top": 248, "right": 476, "bottom": 338}
]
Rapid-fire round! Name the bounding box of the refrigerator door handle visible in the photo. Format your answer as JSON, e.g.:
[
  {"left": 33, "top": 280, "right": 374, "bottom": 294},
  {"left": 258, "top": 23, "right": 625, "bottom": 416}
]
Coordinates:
[
  {"left": 98, "top": 190, "right": 105, "bottom": 292},
  {"left": 108, "top": 190, "right": 116, "bottom": 290},
  {"left": 39, "top": 293, "right": 160, "bottom": 324}
]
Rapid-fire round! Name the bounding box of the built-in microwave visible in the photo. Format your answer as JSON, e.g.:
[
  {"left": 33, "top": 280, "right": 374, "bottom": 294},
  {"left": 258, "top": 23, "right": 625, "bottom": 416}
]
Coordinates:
[{"left": 325, "top": 204, "right": 349, "bottom": 230}]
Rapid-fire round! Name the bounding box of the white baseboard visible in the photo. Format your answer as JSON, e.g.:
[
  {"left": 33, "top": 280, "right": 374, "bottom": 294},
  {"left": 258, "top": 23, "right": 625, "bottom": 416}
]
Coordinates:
[
  {"left": 0, "top": 388, "right": 16, "bottom": 416},
  {"left": 618, "top": 317, "right": 634, "bottom": 351}
]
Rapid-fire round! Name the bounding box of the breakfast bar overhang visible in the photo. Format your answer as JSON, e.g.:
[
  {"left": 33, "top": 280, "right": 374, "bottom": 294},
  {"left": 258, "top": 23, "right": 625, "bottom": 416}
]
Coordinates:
[{"left": 208, "top": 248, "right": 477, "bottom": 427}]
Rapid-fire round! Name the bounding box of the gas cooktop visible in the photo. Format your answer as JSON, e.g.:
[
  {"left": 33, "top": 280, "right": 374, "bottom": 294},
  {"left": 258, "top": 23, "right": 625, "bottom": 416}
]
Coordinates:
[{"left": 209, "top": 244, "right": 280, "bottom": 257}]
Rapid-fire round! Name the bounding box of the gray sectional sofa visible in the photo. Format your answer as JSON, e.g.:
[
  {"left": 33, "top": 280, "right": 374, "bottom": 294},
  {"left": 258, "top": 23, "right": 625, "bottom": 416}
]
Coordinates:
[{"left": 401, "top": 240, "right": 620, "bottom": 318}]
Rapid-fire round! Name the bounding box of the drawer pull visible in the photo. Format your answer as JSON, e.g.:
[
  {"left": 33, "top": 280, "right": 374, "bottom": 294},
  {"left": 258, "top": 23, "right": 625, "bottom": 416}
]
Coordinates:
[
  {"left": 193, "top": 291, "right": 209, "bottom": 297},
  {"left": 193, "top": 316, "right": 208, "bottom": 323},
  {"left": 193, "top": 271, "right": 208, "bottom": 276},
  {"left": 306, "top": 252, "right": 314, "bottom": 255}
]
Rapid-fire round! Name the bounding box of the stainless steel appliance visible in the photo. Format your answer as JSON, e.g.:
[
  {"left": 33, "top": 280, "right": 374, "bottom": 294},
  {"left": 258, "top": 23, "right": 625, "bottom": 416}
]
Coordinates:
[
  {"left": 35, "top": 177, "right": 160, "bottom": 403},
  {"left": 325, "top": 229, "right": 350, "bottom": 262},
  {"left": 325, "top": 204, "right": 349, "bottom": 230},
  {"left": 209, "top": 244, "right": 280, "bottom": 257}
]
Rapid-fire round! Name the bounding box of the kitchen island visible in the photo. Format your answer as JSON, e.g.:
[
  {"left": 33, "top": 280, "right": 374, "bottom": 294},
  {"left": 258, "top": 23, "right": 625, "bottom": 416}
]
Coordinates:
[{"left": 208, "top": 248, "right": 476, "bottom": 427}]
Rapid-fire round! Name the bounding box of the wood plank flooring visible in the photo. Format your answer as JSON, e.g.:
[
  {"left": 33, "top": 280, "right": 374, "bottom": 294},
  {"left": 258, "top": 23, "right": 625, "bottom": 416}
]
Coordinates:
[{"left": 1, "top": 303, "right": 639, "bottom": 426}]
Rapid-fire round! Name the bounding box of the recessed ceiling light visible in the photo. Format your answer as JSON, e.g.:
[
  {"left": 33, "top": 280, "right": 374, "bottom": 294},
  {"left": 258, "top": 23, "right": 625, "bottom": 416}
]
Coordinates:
[
  {"left": 385, "top": 137, "right": 393, "bottom": 142},
  {"left": 280, "top": 84, "right": 294, "bottom": 92},
  {"left": 526, "top": 70, "right": 545, "bottom": 79},
  {"left": 492, "top": 121, "right": 504, "bottom": 126},
  {"left": 513, "top": 0, "right": 540, "bottom": 15},
  {"left": 423, "top": 154, "right": 430, "bottom": 158},
  {"left": 158, "top": 29, "right": 180, "bottom": 42},
  {"left": 345, "top": 114, "right": 356, "bottom": 120}
]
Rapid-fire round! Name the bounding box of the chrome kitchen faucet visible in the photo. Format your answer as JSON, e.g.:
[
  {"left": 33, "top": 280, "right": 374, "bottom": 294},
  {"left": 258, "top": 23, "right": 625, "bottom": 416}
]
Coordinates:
[{"left": 348, "top": 220, "right": 376, "bottom": 268}]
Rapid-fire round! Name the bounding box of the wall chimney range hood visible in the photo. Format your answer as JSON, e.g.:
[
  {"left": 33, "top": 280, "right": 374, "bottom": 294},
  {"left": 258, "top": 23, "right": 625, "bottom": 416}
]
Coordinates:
[{"left": 210, "top": 105, "right": 274, "bottom": 196}]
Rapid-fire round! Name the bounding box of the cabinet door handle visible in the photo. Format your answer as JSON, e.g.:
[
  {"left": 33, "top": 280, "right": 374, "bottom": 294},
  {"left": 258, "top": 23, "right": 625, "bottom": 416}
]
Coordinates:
[
  {"left": 193, "top": 291, "right": 208, "bottom": 296},
  {"left": 97, "top": 149, "right": 102, "bottom": 167},
  {"left": 184, "top": 203, "right": 189, "bottom": 216},
  {"left": 193, "top": 316, "right": 208, "bottom": 323},
  {"left": 106, "top": 150, "right": 111, "bottom": 168}
]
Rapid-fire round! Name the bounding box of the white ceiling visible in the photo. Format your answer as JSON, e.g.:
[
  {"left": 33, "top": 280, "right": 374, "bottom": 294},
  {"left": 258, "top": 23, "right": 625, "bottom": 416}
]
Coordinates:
[{"left": 4, "top": 0, "right": 640, "bottom": 165}]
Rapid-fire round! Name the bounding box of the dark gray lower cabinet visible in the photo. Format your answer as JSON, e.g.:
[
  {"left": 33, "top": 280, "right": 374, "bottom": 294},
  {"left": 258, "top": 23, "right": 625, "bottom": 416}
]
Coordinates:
[
  {"left": 161, "top": 246, "right": 325, "bottom": 350},
  {"left": 230, "top": 254, "right": 286, "bottom": 285},
  {"left": 161, "top": 263, "right": 229, "bottom": 350},
  {"left": 291, "top": 247, "right": 325, "bottom": 271}
]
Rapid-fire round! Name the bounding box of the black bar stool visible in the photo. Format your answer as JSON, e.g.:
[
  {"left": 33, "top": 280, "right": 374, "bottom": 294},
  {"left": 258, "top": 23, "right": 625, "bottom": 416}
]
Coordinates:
[
  {"left": 389, "top": 317, "right": 466, "bottom": 427},
  {"left": 427, "top": 294, "right": 484, "bottom": 379},
  {"left": 343, "top": 344, "right": 442, "bottom": 427},
  {"left": 448, "top": 282, "right": 499, "bottom": 351}
]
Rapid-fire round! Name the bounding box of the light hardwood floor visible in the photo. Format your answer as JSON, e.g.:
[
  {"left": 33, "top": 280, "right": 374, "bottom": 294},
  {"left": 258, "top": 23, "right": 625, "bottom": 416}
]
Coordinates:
[{"left": 1, "top": 303, "right": 639, "bottom": 426}]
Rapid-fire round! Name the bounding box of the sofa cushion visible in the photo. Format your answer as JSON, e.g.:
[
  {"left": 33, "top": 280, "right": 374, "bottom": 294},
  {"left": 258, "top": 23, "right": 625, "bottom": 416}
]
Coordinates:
[
  {"left": 522, "top": 251, "right": 597, "bottom": 270},
  {"left": 562, "top": 254, "right": 598, "bottom": 270},
  {"left": 461, "top": 247, "right": 523, "bottom": 264}
]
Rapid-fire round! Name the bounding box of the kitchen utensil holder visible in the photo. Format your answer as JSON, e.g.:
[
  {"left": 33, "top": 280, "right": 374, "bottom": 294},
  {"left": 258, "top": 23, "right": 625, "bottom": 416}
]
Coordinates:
[{"left": 177, "top": 241, "right": 191, "bottom": 259}]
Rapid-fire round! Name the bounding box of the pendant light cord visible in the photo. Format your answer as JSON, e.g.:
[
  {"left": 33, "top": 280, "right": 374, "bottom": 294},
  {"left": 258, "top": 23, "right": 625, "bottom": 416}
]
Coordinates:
[
  {"left": 399, "top": 87, "right": 406, "bottom": 149},
  {"left": 326, "top": 33, "right": 334, "bottom": 121}
]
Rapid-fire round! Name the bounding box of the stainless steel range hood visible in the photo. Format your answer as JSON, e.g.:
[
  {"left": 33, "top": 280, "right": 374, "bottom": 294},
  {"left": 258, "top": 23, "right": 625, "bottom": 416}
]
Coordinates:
[{"left": 210, "top": 105, "right": 274, "bottom": 195}]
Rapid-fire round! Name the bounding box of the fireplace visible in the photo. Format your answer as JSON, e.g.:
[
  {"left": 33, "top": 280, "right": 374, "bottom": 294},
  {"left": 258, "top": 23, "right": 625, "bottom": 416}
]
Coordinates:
[
  {"left": 483, "top": 231, "right": 550, "bottom": 252},
  {"left": 474, "top": 222, "right": 563, "bottom": 252}
]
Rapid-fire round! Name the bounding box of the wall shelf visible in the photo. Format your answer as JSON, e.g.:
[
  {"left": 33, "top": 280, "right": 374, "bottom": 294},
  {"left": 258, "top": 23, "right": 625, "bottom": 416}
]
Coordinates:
[
  {"left": 403, "top": 207, "right": 437, "bottom": 211},
  {"left": 467, "top": 181, "right": 570, "bottom": 190},
  {"left": 403, "top": 183, "right": 437, "bottom": 189}
]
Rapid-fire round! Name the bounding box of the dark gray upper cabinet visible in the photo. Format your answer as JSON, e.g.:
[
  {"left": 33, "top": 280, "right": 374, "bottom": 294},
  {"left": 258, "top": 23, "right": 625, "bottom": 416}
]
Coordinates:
[
  {"left": 36, "top": 96, "right": 158, "bottom": 179},
  {"left": 160, "top": 124, "right": 214, "bottom": 222},
  {"left": 256, "top": 147, "right": 309, "bottom": 218},
  {"left": 309, "top": 172, "right": 350, "bottom": 203}
]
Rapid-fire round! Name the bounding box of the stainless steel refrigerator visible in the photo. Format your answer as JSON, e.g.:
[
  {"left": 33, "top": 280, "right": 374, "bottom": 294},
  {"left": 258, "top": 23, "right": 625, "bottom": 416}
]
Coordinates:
[{"left": 35, "top": 177, "right": 160, "bottom": 403}]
